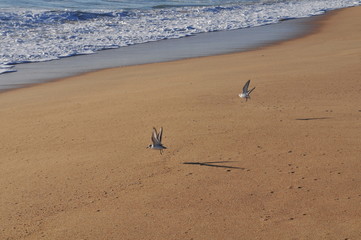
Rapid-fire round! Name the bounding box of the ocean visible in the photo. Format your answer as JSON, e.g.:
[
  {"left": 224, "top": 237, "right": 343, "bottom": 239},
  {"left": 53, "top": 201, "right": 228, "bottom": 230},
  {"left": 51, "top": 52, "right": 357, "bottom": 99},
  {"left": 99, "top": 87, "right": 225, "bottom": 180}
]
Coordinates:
[{"left": 0, "top": 0, "right": 360, "bottom": 76}]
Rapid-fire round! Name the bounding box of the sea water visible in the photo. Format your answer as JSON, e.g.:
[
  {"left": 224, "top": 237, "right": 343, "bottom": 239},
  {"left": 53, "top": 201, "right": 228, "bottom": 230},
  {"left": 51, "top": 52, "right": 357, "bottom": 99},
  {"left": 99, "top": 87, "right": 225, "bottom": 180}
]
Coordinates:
[{"left": 0, "top": 0, "right": 360, "bottom": 75}]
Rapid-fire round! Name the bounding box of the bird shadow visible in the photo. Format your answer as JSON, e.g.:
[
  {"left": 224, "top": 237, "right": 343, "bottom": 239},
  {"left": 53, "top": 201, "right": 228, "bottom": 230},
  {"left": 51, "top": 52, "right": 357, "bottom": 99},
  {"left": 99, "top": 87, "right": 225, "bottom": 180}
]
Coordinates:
[
  {"left": 183, "top": 161, "right": 245, "bottom": 170},
  {"left": 295, "top": 117, "right": 331, "bottom": 121}
]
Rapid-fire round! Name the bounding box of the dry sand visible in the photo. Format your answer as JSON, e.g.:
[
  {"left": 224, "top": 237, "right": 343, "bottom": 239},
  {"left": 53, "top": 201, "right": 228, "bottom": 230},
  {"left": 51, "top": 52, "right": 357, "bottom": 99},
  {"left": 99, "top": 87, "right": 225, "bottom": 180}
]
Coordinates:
[{"left": 1, "top": 6, "right": 361, "bottom": 240}]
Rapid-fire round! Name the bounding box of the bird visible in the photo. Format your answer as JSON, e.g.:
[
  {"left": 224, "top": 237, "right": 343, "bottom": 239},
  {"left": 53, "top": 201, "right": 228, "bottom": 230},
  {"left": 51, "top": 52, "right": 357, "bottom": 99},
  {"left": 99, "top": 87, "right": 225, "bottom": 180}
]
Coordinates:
[
  {"left": 147, "top": 127, "right": 167, "bottom": 154},
  {"left": 239, "top": 80, "right": 255, "bottom": 101}
]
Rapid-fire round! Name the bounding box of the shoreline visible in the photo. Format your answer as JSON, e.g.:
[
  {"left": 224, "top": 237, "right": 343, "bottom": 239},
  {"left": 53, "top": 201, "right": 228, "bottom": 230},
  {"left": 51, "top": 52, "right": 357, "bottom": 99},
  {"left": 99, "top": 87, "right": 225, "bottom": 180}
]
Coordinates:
[
  {"left": 1, "top": 6, "right": 360, "bottom": 240},
  {"left": 0, "top": 12, "right": 324, "bottom": 93}
]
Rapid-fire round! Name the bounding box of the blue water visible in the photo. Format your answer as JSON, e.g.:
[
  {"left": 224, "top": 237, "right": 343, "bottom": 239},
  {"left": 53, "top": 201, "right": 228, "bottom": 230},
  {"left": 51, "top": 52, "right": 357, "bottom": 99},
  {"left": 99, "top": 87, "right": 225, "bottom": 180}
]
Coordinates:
[{"left": 0, "top": 0, "right": 360, "bottom": 74}]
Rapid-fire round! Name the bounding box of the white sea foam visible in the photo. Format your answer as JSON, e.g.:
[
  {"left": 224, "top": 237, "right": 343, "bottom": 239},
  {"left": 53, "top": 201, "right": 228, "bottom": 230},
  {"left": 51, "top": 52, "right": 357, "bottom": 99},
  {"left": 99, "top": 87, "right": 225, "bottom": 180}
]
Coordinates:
[
  {"left": 0, "top": 64, "right": 17, "bottom": 74},
  {"left": 0, "top": 0, "right": 360, "bottom": 73}
]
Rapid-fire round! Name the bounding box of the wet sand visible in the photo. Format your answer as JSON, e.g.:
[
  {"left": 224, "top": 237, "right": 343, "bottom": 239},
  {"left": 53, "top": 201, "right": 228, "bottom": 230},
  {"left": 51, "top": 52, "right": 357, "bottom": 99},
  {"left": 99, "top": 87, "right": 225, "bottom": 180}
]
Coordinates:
[{"left": 0, "top": 6, "right": 360, "bottom": 240}]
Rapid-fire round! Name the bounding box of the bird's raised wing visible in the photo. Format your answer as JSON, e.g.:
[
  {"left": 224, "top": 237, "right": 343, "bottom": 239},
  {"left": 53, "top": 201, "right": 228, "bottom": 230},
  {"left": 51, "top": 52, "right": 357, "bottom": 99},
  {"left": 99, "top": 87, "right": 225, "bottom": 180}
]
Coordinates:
[
  {"left": 248, "top": 87, "right": 255, "bottom": 95},
  {"left": 243, "top": 80, "right": 251, "bottom": 94},
  {"left": 152, "top": 127, "right": 160, "bottom": 145},
  {"left": 158, "top": 127, "right": 163, "bottom": 143}
]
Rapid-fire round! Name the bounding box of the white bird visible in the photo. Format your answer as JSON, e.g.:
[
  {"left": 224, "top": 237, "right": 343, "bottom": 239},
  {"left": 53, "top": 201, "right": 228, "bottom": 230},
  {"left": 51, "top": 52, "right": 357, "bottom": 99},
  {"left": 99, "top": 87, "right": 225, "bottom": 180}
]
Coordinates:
[
  {"left": 239, "top": 80, "right": 255, "bottom": 101},
  {"left": 147, "top": 127, "right": 167, "bottom": 154}
]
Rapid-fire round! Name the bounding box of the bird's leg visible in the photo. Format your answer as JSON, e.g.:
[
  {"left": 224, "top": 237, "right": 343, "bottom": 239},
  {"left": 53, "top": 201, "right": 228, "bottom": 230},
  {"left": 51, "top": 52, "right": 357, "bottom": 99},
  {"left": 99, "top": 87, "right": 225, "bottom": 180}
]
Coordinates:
[{"left": 160, "top": 150, "right": 163, "bottom": 155}]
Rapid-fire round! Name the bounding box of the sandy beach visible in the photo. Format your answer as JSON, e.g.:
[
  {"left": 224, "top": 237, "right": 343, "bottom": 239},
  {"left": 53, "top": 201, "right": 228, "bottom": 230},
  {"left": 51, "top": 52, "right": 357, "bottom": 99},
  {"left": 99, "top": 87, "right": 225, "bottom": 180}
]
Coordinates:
[{"left": 1, "top": 6, "right": 361, "bottom": 240}]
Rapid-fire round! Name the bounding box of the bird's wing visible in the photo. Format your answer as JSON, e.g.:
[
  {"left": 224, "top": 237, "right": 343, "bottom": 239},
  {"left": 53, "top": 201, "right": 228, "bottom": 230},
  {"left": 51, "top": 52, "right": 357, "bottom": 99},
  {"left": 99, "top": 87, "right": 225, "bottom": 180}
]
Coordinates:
[
  {"left": 248, "top": 87, "right": 256, "bottom": 95},
  {"left": 152, "top": 127, "right": 160, "bottom": 145},
  {"left": 243, "top": 80, "right": 250, "bottom": 93},
  {"left": 158, "top": 127, "right": 163, "bottom": 143}
]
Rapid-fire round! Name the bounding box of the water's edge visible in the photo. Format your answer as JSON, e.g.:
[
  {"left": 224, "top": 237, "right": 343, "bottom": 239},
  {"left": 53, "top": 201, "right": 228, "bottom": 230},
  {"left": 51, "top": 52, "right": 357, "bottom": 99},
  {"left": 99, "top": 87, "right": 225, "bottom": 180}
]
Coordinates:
[{"left": 0, "top": 13, "right": 324, "bottom": 93}]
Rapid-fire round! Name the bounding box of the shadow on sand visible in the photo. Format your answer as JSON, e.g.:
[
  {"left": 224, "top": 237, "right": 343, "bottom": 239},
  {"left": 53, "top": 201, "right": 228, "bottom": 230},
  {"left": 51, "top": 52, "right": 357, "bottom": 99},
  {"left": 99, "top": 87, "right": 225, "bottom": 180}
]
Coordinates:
[
  {"left": 295, "top": 117, "right": 331, "bottom": 121},
  {"left": 183, "top": 161, "right": 245, "bottom": 170}
]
